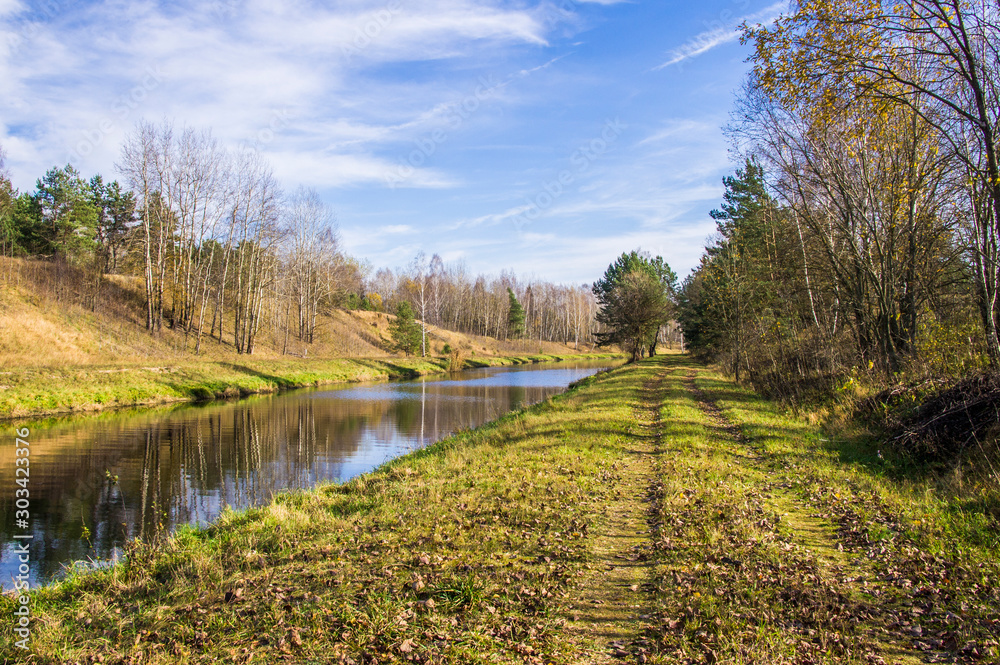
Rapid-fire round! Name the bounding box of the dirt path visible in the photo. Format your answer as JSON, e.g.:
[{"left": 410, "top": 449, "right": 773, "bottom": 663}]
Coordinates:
[
  {"left": 563, "top": 368, "right": 668, "bottom": 663},
  {"left": 684, "top": 369, "right": 925, "bottom": 665},
  {"left": 685, "top": 371, "right": 851, "bottom": 566}
]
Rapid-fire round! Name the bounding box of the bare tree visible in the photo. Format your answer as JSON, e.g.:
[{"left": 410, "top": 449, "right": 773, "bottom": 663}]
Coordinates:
[
  {"left": 731, "top": 76, "right": 962, "bottom": 373},
  {"left": 118, "top": 121, "right": 163, "bottom": 331},
  {"left": 284, "top": 186, "right": 339, "bottom": 344},
  {"left": 408, "top": 252, "right": 429, "bottom": 357},
  {"left": 229, "top": 150, "right": 282, "bottom": 354}
]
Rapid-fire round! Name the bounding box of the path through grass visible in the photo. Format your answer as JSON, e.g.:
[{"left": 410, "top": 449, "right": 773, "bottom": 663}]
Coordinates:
[{"left": 2, "top": 354, "right": 997, "bottom": 664}]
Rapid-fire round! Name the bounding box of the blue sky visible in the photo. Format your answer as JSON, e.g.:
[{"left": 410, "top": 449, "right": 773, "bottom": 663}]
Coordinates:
[{"left": 0, "top": 0, "right": 784, "bottom": 284}]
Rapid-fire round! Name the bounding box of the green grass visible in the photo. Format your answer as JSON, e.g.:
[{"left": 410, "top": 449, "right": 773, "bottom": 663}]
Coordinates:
[
  {"left": 0, "top": 355, "right": 646, "bottom": 664},
  {"left": 2, "top": 354, "right": 996, "bottom": 664},
  {"left": 0, "top": 353, "right": 621, "bottom": 421},
  {"left": 642, "top": 361, "right": 999, "bottom": 663}
]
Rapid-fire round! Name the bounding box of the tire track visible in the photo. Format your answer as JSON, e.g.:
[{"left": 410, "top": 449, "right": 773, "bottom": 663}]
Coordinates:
[
  {"left": 681, "top": 369, "right": 926, "bottom": 665},
  {"left": 564, "top": 365, "right": 669, "bottom": 663}
]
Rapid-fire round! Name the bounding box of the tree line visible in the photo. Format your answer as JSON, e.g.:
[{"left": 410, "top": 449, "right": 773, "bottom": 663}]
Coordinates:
[
  {"left": 0, "top": 123, "right": 599, "bottom": 356},
  {"left": 679, "top": 0, "right": 999, "bottom": 399},
  {"left": 367, "top": 254, "right": 597, "bottom": 349}
]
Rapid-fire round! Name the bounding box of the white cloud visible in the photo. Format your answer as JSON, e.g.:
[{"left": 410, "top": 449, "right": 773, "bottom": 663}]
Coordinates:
[
  {"left": 0, "top": 0, "right": 561, "bottom": 190},
  {"left": 451, "top": 204, "right": 535, "bottom": 229},
  {"left": 497, "top": 227, "right": 717, "bottom": 285},
  {"left": 267, "top": 150, "right": 456, "bottom": 189},
  {"left": 638, "top": 119, "right": 718, "bottom": 146},
  {"left": 379, "top": 224, "right": 415, "bottom": 234},
  {"left": 655, "top": 1, "right": 785, "bottom": 69},
  {"left": 0, "top": 0, "right": 23, "bottom": 17}
]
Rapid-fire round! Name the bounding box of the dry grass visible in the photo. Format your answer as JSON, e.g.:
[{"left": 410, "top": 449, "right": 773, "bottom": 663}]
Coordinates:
[
  {"left": 0, "top": 269, "right": 176, "bottom": 367},
  {"left": 0, "top": 257, "right": 590, "bottom": 369}
]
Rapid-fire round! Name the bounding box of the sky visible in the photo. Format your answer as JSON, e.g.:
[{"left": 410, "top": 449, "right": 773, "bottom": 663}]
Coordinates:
[{"left": 0, "top": 0, "right": 785, "bottom": 285}]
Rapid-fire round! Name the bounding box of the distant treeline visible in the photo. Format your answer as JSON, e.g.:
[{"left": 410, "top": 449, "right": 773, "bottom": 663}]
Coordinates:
[
  {"left": 680, "top": 1, "right": 999, "bottom": 400},
  {"left": 368, "top": 258, "right": 596, "bottom": 348},
  {"left": 0, "top": 121, "right": 597, "bottom": 355}
]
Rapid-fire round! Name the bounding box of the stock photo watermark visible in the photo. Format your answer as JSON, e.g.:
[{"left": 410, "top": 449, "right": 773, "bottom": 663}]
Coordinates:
[
  {"left": 511, "top": 117, "right": 626, "bottom": 232},
  {"left": 237, "top": 108, "right": 293, "bottom": 152},
  {"left": 341, "top": 0, "right": 403, "bottom": 61},
  {"left": 705, "top": 0, "right": 753, "bottom": 32},
  {"left": 384, "top": 75, "right": 504, "bottom": 188},
  {"left": 67, "top": 65, "right": 164, "bottom": 164},
  {"left": 4, "top": 0, "right": 64, "bottom": 57},
  {"left": 10, "top": 427, "right": 32, "bottom": 651},
  {"left": 210, "top": 0, "right": 243, "bottom": 22}
]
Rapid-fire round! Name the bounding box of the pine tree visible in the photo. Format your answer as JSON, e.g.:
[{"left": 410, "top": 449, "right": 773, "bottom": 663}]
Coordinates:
[
  {"left": 33, "top": 165, "right": 98, "bottom": 262},
  {"left": 507, "top": 288, "right": 525, "bottom": 339},
  {"left": 593, "top": 250, "right": 675, "bottom": 360},
  {"left": 389, "top": 301, "right": 422, "bottom": 356}
]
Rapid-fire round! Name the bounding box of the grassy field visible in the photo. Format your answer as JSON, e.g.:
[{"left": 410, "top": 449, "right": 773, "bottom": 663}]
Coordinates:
[
  {"left": 2, "top": 354, "right": 997, "bottom": 664},
  {"left": 0, "top": 353, "right": 617, "bottom": 420}
]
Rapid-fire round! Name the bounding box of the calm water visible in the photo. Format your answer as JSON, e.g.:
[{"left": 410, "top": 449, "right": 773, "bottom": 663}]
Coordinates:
[{"left": 0, "top": 361, "right": 618, "bottom": 589}]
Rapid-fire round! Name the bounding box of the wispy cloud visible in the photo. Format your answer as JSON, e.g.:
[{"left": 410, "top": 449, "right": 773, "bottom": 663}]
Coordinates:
[
  {"left": 655, "top": 1, "right": 785, "bottom": 69},
  {"left": 450, "top": 204, "right": 536, "bottom": 229},
  {"left": 0, "top": 0, "right": 567, "bottom": 190},
  {"left": 379, "top": 224, "right": 416, "bottom": 235}
]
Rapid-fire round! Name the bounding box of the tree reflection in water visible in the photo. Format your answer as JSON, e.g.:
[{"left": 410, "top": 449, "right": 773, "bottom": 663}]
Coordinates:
[{"left": 0, "top": 361, "right": 618, "bottom": 589}]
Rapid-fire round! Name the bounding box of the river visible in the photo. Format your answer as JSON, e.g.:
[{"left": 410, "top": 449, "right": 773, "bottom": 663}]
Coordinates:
[{"left": 0, "top": 360, "right": 619, "bottom": 590}]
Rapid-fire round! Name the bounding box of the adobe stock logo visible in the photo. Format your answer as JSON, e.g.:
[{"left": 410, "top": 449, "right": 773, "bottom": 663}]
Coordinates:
[
  {"left": 341, "top": 0, "right": 403, "bottom": 61},
  {"left": 511, "top": 118, "right": 626, "bottom": 231},
  {"left": 67, "top": 66, "right": 164, "bottom": 164},
  {"left": 384, "top": 75, "right": 504, "bottom": 189}
]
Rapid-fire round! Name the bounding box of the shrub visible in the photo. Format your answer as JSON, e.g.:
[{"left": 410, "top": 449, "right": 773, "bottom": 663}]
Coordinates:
[{"left": 448, "top": 347, "right": 465, "bottom": 372}]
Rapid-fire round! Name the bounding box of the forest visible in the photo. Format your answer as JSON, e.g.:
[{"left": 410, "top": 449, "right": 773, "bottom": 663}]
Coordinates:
[
  {"left": 680, "top": 0, "right": 1000, "bottom": 412},
  {"left": 0, "top": 121, "right": 598, "bottom": 358}
]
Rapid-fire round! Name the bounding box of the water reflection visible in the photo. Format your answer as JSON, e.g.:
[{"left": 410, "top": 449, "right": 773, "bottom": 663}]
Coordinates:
[{"left": 0, "top": 361, "right": 616, "bottom": 589}]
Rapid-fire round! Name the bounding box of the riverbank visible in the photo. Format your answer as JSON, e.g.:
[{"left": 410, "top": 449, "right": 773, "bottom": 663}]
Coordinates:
[
  {"left": 3, "top": 354, "right": 997, "bottom": 663},
  {"left": 0, "top": 352, "right": 619, "bottom": 421}
]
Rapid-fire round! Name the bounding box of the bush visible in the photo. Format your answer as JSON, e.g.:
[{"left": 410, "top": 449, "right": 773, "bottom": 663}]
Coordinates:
[
  {"left": 886, "top": 371, "right": 1000, "bottom": 466},
  {"left": 448, "top": 347, "right": 466, "bottom": 372}
]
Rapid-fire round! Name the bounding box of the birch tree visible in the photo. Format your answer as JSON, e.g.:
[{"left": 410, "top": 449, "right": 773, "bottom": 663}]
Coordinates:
[
  {"left": 748, "top": 0, "right": 1000, "bottom": 362},
  {"left": 284, "top": 186, "right": 339, "bottom": 343}
]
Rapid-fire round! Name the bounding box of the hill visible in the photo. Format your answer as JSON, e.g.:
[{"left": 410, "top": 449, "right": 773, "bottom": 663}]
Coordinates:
[
  {"left": 0, "top": 258, "right": 592, "bottom": 368},
  {"left": 0, "top": 258, "right": 608, "bottom": 419}
]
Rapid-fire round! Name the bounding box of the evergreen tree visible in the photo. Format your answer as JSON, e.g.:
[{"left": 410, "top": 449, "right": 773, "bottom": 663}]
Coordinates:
[
  {"left": 0, "top": 166, "right": 17, "bottom": 257},
  {"left": 593, "top": 250, "right": 675, "bottom": 361},
  {"left": 89, "top": 175, "right": 137, "bottom": 274},
  {"left": 31, "top": 165, "right": 98, "bottom": 262},
  {"left": 507, "top": 287, "right": 525, "bottom": 339},
  {"left": 679, "top": 160, "right": 789, "bottom": 382},
  {"left": 11, "top": 191, "right": 42, "bottom": 256},
  {"left": 389, "top": 301, "right": 422, "bottom": 356}
]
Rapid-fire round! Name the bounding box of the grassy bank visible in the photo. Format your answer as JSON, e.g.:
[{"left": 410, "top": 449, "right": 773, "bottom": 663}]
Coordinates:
[
  {"left": 2, "top": 354, "right": 997, "bottom": 664},
  {"left": 644, "top": 362, "right": 1000, "bottom": 663},
  {"left": 0, "top": 353, "right": 619, "bottom": 420}
]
